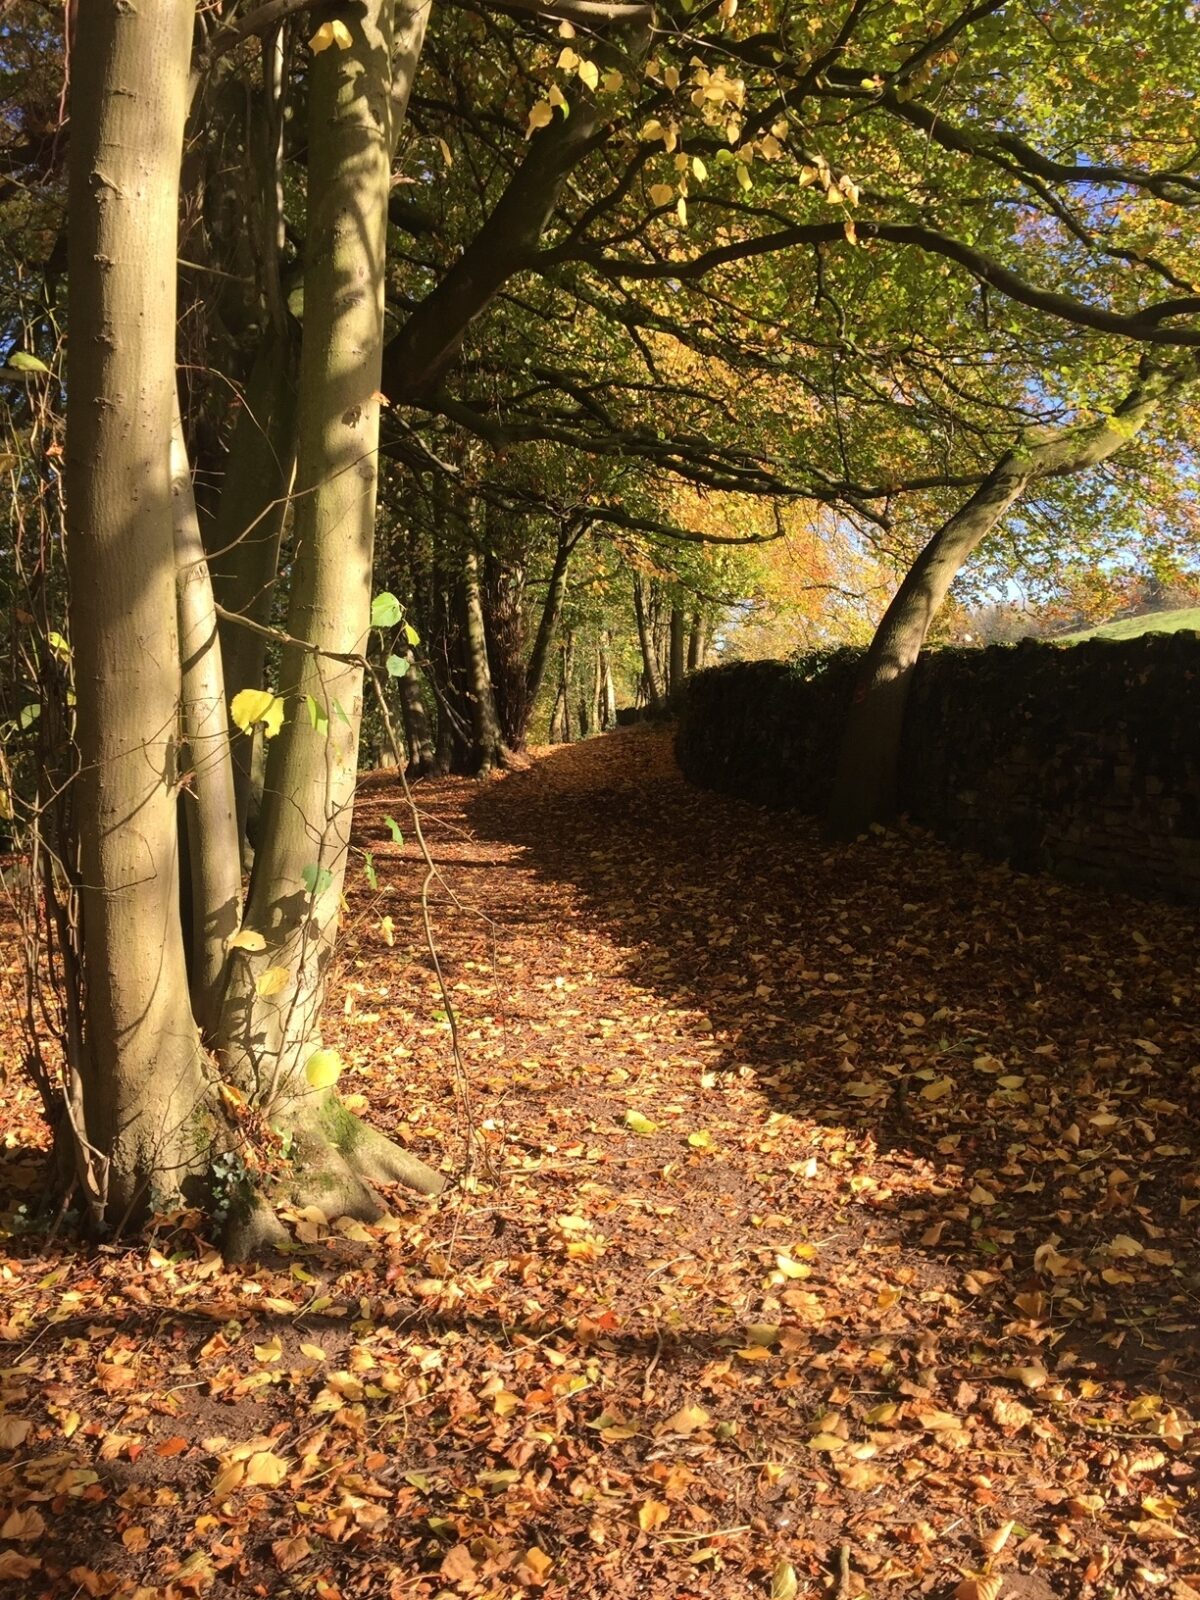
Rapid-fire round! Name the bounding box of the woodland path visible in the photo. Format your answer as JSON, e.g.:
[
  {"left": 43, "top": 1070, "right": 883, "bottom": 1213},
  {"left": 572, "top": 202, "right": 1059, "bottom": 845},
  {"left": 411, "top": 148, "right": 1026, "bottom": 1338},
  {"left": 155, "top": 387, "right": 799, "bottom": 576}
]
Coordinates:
[{"left": 0, "top": 728, "right": 1198, "bottom": 1600}]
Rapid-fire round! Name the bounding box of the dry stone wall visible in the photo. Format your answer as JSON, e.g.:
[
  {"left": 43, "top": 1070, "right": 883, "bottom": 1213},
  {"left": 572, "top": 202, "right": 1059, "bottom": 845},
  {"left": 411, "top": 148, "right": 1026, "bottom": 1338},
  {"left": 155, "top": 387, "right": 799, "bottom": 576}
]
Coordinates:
[{"left": 675, "top": 635, "right": 1200, "bottom": 902}]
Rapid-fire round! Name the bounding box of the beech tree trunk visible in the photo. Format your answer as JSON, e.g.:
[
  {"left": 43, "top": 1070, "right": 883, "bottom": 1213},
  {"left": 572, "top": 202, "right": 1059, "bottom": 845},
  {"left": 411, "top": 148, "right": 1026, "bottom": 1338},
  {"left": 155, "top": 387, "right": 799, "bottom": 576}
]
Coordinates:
[
  {"left": 599, "top": 630, "right": 617, "bottom": 728},
  {"left": 397, "top": 651, "right": 435, "bottom": 776},
  {"left": 827, "top": 358, "right": 1196, "bottom": 840},
  {"left": 206, "top": 331, "right": 298, "bottom": 850},
  {"left": 215, "top": 0, "right": 441, "bottom": 1255},
  {"left": 687, "top": 610, "right": 706, "bottom": 672},
  {"left": 668, "top": 606, "right": 686, "bottom": 701},
  {"left": 172, "top": 397, "right": 241, "bottom": 1037},
  {"left": 462, "top": 545, "right": 513, "bottom": 773},
  {"left": 519, "top": 521, "right": 578, "bottom": 747},
  {"left": 65, "top": 0, "right": 207, "bottom": 1222},
  {"left": 633, "top": 574, "right": 667, "bottom": 713}
]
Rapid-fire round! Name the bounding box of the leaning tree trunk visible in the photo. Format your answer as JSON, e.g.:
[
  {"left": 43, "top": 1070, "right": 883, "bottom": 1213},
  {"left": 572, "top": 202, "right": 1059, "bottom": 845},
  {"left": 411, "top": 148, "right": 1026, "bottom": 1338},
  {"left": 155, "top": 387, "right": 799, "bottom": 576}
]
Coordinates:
[
  {"left": 171, "top": 396, "right": 242, "bottom": 1038},
  {"left": 64, "top": 0, "right": 208, "bottom": 1223},
  {"left": 518, "top": 520, "right": 579, "bottom": 746},
  {"left": 633, "top": 574, "right": 667, "bottom": 713},
  {"left": 826, "top": 356, "right": 1197, "bottom": 840},
  {"left": 215, "top": 0, "right": 441, "bottom": 1256}
]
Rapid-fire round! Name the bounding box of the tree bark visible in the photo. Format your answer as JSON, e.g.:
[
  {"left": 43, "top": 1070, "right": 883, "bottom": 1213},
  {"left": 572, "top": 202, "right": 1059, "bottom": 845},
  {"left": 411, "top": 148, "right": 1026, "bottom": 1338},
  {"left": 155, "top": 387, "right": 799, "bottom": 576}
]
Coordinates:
[
  {"left": 599, "top": 629, "right": 617, "bottom": 728},
  {"left": 633, "top": 573, "right": 667, "bottom": 713},
  {"left": 172, "top": 395, "right": 242, "bottom": 1038},
  {"left": 668, "top": 605, "right": 686, "bottom": 701},
  {"left": 518, "top": 522, "right": 577, "bottom": 742},
  {"left": 462, "top": 544, "right": 514, "bottom": 773},
  {"left": 215, "top": 0, "right": 441, "bottom": 1254},
  {"left": 65, "top": 0, "right": 208, "bottom": 1221},
  {"left": 827, "top": 356, "right": 1198, "bottom": 840},
  {"left": 687, "top": 610, "right": 705, "bottom": 672},
  {"left": 397, "top": 651, "right": 436, "bottom": 776},
  {"left": 206, "top": 329, "right": 298, "bottom": 851}
]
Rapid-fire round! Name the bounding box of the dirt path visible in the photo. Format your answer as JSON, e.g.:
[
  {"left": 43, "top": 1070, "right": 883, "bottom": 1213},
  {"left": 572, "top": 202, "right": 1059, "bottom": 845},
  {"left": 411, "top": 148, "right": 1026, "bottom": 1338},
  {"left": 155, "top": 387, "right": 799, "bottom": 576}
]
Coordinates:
[{"left": 1, "top": 729, "right": 1198, "bottom": 1600}]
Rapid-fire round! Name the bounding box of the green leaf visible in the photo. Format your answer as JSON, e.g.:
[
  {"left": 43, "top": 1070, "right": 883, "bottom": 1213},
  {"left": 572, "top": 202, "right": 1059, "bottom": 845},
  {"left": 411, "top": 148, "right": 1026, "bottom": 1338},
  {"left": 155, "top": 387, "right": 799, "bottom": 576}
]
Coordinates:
[
  {"left": 384, "top": 815, "right": 403, "bottom": 846},
  {"left": 370, "top": 591, "right": 403, "bottom": 629},
  {"left": 303, "top": 1049, "right": 343, "bottom": 1090},
  {"left": 18, "top": 702, "right": 39, "bottom": 729},
  {"left": 305, "top": 693, "right": 329, "bottom": 735},
  {"left": 301, "top": 863, "right": 333, "bottom": 897},
  {"left": 332, "top": 698, "right": 351, "bottom": 727},
  {"left": 403, "top": 622, "right": 420, "bottom": 646},
  {"left": 385, "top": 654, "right": 408, "bottom": 678},
  {"left": 6, "top": 351, "right": 48, "bottom": 374},
  {"left": 363, "top": 852, "right": 378, "bottom": 891},
  {"left": 46, "top": 630, "right": 70, "bottom": 661}
]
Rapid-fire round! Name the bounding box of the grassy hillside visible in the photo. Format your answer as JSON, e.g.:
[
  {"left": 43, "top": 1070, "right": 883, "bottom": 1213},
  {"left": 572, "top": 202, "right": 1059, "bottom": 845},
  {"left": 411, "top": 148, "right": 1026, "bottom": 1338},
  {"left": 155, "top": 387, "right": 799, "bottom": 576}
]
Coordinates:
[{"left": 1056, "top": 606, "right": 1200, "bottom": 643}]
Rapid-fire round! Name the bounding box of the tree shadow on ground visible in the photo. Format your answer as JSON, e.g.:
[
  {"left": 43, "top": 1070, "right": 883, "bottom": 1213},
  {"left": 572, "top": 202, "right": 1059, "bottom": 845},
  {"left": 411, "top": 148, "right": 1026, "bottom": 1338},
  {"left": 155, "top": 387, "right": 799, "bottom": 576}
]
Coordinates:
[{"left": 459, "top": 729, "right": 1200, "bottom": 1402}]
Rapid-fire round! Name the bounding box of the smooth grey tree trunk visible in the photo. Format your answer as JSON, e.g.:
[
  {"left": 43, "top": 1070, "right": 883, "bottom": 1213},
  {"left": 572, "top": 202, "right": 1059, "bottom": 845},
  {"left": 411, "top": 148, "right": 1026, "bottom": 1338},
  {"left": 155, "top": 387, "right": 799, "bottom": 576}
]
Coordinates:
[
  {"left": 216, "top": 0, "right": 441, "bottom": 1256},
  {"left": 65, "top": 0, "right": 206, "bottom": 1222}
]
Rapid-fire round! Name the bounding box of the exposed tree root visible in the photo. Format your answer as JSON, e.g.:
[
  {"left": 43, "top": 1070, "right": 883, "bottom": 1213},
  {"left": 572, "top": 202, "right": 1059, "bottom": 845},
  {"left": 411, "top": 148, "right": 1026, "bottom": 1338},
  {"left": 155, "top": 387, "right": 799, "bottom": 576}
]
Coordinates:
[{"left": 223, "top": 1097, "right": 444, "bottom": 1263}]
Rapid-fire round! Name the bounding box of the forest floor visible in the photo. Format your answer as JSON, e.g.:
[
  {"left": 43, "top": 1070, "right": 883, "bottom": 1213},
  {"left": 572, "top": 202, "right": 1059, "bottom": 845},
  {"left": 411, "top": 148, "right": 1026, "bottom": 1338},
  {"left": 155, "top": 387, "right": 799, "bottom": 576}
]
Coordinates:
[{"left": 1, "top": 727, "right": 1199, "bottom": 1600}]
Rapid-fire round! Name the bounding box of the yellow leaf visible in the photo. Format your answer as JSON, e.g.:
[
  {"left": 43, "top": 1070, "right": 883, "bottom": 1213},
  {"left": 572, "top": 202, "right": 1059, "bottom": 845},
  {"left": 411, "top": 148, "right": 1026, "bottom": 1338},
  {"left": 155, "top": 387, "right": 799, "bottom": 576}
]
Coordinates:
[
  {"left": 649, "top": 183, "right": 674, "bottom": 207},
  {"left": 227, "top": 927, "right": 267, "bottom": 951},
  {"left": 309, "top": 18, "right": 352, "bottom": 51},
  {"left": 771, "top": 1559, "right": 798, "bottom": 1600},
  {"left": 244, "top": 1450, "right": 288, "bottom": 1488},
  {"left": 920, "top": 1076, "right": 953, "bottom": 1102},
  {"left": 659, "top": 1403, "right": 710, "bottom": 1436},
  {"left": 0, "top": 1417, "right": 31, "bottom": 1448},
  {"left": 980, "top": 1519, "right": 1015, "bottom": 1554},
  {"left": 522, "top": 1547, "right": 554, "bottom": 1579},
  {"left": 255, "top": 965, "right": 290, "bottom": 999},
  {"left": 254, "top": 1335, "right": 283, "bottom": 1364},
  {"left": 577, "top": 59, "right": 599, "bottom": 90},
  {"left": 230, "top": 687, "right": 284, "bottom": 738},
  {"left": 602, "top": 68, "right": 624, "bottom": 93},
  {"left": 211, "top": 1459, "right": 245, "bottom": 1498},
  {"left": 0, "top": 1553, "right": 40, "bottom": 1580},
  {"left": 304, "top": 1049, "right": 344, "bottom": 1090},
  {"left": 687, "top": 1129, "right": 713, "bottom": 1149},
  {"left": 954, "top": 1579, "right": 1003, "bottom": 1600},
  {"left": 808, "top": 1432, "right": 846, "bottom": 1453},
  {"left": 775, "top": 1253, "right": 812, "bottom": 1280},
  {"left": 526, "top": 101, "right": 554, "bottom": 137},
  {"left": 0, "top": 1508, "right": 45, "bottom": 1541},
  {"left": 918, "top": 1409, "right": 964, "bottom": 1430},
  {"left": 625, "top": 1109, "right": 658, "bottom": 1135},
  {"left": 436, "top": 137, "right": 453, "bottom": 169},
  {"left": 637, "top": 1498, "right": 670, "bottom": 1531}
]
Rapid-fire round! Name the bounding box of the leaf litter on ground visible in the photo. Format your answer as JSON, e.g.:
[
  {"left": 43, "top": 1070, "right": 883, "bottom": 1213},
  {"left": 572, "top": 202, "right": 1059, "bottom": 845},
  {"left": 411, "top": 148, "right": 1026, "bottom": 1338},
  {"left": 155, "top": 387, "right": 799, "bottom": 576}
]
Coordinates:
[{"left": 0, "top": 729, "right": 1197, "bottom": 1600}]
